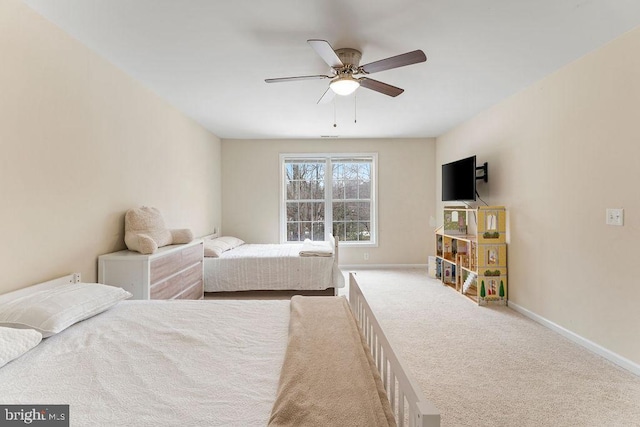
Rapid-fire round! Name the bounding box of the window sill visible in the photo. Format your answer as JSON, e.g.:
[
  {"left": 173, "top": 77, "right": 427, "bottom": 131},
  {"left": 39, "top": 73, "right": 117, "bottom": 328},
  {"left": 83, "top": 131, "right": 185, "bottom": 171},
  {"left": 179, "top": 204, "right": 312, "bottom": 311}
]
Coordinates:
[{"left": 339, "top": 242, "right": 378, "bottom": 248}]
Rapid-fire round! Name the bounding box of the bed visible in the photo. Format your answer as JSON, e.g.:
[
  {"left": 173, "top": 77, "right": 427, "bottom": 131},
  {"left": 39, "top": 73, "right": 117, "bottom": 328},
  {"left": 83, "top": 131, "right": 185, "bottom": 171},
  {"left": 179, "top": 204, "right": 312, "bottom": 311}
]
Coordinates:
[
  {"left": 0, "top": 273, "right": 439, "bottom": 427},
  {"left": 202, "top": 234, "right": 345, "bottom": 294}
]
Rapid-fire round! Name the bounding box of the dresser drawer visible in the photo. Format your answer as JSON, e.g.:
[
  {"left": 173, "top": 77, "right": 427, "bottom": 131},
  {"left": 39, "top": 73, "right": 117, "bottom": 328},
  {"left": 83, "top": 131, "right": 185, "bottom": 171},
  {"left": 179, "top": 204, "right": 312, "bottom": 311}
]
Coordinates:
[
  {"left": 150, "top": 242, "right": 203, "bottom": 284},
  {"left": 177, "top": 280, "right": 204, "bottom": 300},
  {"left": 150, "top": 261, "right": 202, "bottom": 300},
  {"left": 98, "top": 240, "right": 204, "bottom": 300}
]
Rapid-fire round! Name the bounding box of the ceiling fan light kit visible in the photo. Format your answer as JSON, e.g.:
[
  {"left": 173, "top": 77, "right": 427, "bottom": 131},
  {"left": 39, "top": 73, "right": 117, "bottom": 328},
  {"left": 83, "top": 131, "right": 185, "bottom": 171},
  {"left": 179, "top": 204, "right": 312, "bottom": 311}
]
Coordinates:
[
  {"left": 330, "top": 75, "right": 360, "bottom": 96},
  {"left": 265, "top": 40, "right": 426, "bottom": 103}
]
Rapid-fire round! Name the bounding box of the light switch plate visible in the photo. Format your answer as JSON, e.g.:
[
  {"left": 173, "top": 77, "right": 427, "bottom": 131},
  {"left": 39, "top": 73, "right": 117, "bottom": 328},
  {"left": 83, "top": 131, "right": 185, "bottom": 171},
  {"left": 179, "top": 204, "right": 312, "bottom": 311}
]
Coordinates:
[{"left": 606, "top": 208, "right": 624, "bottom": 226}]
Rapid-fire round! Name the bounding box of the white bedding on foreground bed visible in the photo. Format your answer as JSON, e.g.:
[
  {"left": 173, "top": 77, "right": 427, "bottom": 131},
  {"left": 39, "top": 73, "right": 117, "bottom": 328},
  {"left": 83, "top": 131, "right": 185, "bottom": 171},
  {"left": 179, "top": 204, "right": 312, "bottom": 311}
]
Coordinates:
[
  {"left": 204, "top": 243, "right": 344, "bottom": 292},
  {"left": 0, "top": 299, "right": 289, "bottom": 426},
  {"left": 0, "top": 273, "right": 440, "bottom": 427}
]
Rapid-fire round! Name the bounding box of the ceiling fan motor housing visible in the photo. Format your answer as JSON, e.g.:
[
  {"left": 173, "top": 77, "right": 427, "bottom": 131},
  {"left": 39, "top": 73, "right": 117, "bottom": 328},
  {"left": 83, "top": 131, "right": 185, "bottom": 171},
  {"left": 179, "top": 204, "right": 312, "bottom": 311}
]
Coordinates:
[{"left": 335, "top": 48, "right": 362, "bottom": 72}]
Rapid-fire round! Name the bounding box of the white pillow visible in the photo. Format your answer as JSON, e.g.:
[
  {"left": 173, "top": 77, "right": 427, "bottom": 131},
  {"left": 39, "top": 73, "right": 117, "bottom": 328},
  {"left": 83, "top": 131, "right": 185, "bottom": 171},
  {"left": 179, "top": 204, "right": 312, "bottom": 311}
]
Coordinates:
[
  {"left": 0, "top": 283, "right": 132, "bottom": 338},
  {"left": 217, "top": 236, "right": 245, "bottom": 249},
  {"left": 203, "top": 236, "right": 245, "bottom": 258},
  {"left": 203, "top": 239, "right": 230, "bottom": 257},
  {"left": 0, "top": 327, "right": 42, "bottom": 368}
]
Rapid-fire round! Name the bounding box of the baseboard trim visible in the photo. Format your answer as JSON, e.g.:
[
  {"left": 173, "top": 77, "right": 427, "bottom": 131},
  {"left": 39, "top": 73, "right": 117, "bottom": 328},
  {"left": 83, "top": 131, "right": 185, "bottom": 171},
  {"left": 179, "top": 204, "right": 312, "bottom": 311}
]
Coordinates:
[
  {"left": 341, "top": 264, "right": 427, "bottom": 270},
  {"left": 508, "top": 301, "right": 640, "bottom": 377}
]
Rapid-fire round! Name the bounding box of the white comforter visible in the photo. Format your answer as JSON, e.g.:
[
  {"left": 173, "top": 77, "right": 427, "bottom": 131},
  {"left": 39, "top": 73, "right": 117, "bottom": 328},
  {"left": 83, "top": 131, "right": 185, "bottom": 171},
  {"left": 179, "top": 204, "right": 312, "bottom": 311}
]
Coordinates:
[
  {"left": 204, "top": 243, "right": 344, "bottom": 292},
  {"left": 0, "top": 299, "right": 290, "bottom": 427}
]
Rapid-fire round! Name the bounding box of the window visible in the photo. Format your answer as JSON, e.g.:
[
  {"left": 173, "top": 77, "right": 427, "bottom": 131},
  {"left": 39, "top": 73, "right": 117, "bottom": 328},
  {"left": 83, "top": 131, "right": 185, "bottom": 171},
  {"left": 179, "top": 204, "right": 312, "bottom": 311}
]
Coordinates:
[
  {"left": 283, "top": 159, "right": 326, "bottom": 242},
  {"left": 281, "top": 154, "right": 377, "bottom": 245}
]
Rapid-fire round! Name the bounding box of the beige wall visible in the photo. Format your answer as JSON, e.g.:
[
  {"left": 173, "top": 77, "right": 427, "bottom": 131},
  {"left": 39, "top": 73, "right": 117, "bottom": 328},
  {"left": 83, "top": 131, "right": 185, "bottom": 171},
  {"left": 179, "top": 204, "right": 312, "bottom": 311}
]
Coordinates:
[
  {"left": 0, "top": 0, "right": 221, "bottom": 292},
  {"left": 436, "top": 27, "right": 640, "bottom": 364},
  {"left": 221, "top": 138, "right": 435, "bottom": 266}
]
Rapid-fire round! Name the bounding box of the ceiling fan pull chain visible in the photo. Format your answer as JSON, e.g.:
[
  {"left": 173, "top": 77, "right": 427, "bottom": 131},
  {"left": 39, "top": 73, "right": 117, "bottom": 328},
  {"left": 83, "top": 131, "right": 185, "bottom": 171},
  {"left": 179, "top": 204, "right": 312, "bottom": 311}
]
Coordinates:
[
  {"left": 354, "top": 93, "right": 357, "bottom": 124},
  {"left": 333, "top": 98, "right": 337, "bottom": 128}
]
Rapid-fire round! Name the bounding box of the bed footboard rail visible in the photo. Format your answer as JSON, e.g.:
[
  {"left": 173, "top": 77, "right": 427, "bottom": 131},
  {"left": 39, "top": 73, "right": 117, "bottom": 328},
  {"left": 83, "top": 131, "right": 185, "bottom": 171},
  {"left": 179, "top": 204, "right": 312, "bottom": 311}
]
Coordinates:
[{"left": 349, "top": 273, "right": 440, "bottom": 427}]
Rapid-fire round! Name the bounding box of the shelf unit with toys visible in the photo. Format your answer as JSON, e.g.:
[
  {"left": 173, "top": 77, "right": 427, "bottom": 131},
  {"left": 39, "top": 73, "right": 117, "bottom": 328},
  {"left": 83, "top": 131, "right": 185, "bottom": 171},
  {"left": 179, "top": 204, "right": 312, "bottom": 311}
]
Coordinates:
[{"left": 434, "top": 206, "right": 507, "bottom": 305}]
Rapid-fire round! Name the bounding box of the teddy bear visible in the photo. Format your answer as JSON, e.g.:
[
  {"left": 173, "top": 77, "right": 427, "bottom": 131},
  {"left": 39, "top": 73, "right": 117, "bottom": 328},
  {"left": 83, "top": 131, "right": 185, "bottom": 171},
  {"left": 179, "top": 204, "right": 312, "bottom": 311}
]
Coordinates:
[{"left": 124, "top": 206, "right": 193, "bottom": 254}]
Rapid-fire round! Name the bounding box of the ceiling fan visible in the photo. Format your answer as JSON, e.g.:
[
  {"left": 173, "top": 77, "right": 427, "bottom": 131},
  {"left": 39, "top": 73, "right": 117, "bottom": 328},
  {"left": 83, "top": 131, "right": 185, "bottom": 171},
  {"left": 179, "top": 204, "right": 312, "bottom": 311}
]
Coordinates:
[{"left": 265, "top": 39, "right": 427, "bottom": 104}]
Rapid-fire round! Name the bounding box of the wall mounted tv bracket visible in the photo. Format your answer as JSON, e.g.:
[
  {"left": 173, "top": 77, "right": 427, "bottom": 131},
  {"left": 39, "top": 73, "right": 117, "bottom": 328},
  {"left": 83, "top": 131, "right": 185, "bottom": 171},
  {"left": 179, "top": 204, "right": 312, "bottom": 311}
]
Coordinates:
[{"left": 476, "top": 162, "right": 488, "bottom": 182}]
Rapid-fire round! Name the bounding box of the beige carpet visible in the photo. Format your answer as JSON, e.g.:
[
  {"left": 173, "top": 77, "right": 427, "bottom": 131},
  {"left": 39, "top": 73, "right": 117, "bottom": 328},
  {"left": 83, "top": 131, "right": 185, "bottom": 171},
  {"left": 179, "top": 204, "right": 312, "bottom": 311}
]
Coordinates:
[{"left": 348, "top": 269, "right": 640, "bottom": 427}]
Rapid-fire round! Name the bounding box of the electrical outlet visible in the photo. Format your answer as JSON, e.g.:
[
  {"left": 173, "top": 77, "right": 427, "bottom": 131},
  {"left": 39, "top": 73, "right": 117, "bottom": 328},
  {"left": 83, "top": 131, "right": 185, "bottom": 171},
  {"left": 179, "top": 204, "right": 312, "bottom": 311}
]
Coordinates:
[
  {"left": 606, "top": 208, "right": 624, "bottom": 226},
  {"left": 364, "top": 252, "right": 369, "bottom": 260}
]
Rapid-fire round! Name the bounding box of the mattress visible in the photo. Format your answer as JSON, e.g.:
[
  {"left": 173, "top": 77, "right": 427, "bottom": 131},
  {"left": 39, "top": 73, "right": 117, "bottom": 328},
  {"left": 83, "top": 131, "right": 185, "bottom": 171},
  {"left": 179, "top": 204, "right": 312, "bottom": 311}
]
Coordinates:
[
  {"left": 204, "top": 243, "right": 344, "bottom": 292},
  {"left": 0, "top": 299, "right": 290, "bottom": 427}
]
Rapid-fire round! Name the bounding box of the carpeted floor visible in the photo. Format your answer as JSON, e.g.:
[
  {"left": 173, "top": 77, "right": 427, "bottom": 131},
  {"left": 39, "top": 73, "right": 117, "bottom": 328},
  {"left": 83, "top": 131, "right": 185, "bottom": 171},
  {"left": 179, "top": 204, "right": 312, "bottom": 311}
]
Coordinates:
[{"left": 348, "top": 268, "right": 640, "bottom": 427}]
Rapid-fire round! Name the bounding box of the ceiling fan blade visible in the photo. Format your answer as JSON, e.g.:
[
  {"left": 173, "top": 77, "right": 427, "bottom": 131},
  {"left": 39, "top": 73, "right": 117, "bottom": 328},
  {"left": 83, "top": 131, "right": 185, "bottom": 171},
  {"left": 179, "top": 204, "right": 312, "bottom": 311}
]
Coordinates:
[
  {"left": 359, "top": 78, "right": 404, "bottom": 97},
  {"left": 317, "top": 87, "right": 336, "bottom": 104},
  {"left": 307, "top": 39, "right": 344, "bottom": 69},
  {"left": 265, "top": 75, "right": 330, "bottom": 83},
  {"left": 360, "top": 50, "right": 426, "bottom": 74}
]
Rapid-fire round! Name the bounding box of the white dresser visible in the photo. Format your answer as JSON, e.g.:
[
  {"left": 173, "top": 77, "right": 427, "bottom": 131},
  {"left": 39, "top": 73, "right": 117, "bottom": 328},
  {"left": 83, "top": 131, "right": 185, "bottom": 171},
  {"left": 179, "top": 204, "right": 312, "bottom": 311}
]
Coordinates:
[{"left": 98, "top": 240, "right": 204, "bottom": 300}]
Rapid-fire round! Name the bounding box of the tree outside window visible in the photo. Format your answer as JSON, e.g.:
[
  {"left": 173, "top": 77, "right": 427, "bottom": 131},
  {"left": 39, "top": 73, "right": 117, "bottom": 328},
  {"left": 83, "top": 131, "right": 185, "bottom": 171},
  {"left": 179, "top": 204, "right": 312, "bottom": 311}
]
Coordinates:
[{"left": 284, "top": 160, "right": 325, "bottom": 241}]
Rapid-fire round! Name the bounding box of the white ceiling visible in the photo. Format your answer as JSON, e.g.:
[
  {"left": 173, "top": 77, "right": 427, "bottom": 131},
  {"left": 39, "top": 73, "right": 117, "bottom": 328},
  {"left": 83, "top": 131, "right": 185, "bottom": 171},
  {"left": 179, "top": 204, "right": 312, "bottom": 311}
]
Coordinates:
[{"left": 22, "top": 0, "right": 640, "bottom": 139}]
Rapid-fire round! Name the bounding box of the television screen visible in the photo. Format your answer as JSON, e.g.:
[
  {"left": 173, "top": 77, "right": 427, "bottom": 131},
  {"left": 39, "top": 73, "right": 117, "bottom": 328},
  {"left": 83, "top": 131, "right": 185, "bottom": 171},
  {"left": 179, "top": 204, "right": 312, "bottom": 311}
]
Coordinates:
[{"left": 442, "top": 156, "right": 476, "bottom": 201}]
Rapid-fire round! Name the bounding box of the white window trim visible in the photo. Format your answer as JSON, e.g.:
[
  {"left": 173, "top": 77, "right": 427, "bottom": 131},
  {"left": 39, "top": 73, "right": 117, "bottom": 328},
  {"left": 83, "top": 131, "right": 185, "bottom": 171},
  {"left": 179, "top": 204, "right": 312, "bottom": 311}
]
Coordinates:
[{"left": 279, "top": 153, "right": 378, "bottom": 247}]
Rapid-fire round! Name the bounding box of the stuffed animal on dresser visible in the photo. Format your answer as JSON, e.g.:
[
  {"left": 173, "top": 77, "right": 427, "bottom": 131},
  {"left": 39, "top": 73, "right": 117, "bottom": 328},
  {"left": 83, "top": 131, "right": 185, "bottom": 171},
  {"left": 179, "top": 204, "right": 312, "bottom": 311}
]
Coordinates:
[{"left": 124, "top": 206, "right": 193, "bottom": 254}]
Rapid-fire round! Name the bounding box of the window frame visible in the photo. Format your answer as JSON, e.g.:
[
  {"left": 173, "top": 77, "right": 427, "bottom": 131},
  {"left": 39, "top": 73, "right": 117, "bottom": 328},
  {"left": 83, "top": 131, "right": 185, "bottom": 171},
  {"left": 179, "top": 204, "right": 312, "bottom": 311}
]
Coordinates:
[{"left": 279, "top": 153, "right": 378, "bottom": 247}]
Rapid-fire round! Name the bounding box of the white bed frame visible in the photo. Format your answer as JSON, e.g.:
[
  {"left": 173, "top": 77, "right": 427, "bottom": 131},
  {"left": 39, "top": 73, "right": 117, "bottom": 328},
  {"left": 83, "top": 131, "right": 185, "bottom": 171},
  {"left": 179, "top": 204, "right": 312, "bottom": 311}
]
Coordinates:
[
  {"left": 0, "top": 273, "right": 81, "bottom": 304},
  {"left": 349, "top": 273, "right": 440, "bottom": 427},
  {"left": 201, "top": 233, "right": 341, "bottom": 295}
]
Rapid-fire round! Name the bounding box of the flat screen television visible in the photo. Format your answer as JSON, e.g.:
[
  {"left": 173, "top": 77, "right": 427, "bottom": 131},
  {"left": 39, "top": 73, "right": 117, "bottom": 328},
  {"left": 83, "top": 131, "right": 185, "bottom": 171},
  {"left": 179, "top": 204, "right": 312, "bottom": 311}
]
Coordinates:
[{"left": 442, "top": 155, "right": 477, "bottom": 201}]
